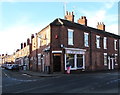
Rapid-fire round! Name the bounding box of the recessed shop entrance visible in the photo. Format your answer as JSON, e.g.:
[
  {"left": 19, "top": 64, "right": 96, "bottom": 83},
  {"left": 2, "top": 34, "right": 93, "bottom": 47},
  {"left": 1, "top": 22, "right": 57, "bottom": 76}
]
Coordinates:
[{"left": 53, "top": 54, "right": 61, "bottom": 72}]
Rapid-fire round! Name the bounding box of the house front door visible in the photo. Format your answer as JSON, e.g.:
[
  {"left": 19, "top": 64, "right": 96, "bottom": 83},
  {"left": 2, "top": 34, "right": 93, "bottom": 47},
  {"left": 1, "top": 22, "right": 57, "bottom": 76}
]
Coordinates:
[
  {"left": 53, "top": 54, "right": 61, "bottom": 72},
  {"left": 108, "top": 56, "right": 114, "bottom": 70}
]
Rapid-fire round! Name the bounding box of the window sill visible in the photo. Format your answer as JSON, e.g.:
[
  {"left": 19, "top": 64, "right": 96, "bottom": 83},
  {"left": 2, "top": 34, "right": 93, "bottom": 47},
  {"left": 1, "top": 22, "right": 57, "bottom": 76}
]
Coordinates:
[
  {"left": 68, "top": 44, "right": 74, "bottom": 46},
  {"left": 96, "top": 47, "right": 101, "bottom": 49},
  {"left": 104, "top": 48, "right": 107, "bottom": 49},
  {"left": 77, "top": 67, "right": 83, "bottom": 69},
  {"left": 104, "top": 64, "right": 107, "bottom": 66},
  {"left": 85, "top": 46, "right": 89, "bottom": 47}
]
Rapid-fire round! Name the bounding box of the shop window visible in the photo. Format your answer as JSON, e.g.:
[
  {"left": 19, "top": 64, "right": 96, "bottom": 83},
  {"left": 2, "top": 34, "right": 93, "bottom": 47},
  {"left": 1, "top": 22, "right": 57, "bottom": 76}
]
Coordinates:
[
  {"left": 77, "top": 54, "right": 83, "bottom": 68},
  {"left": 66, "top": 54, "right": 75, "bottom": 68}
]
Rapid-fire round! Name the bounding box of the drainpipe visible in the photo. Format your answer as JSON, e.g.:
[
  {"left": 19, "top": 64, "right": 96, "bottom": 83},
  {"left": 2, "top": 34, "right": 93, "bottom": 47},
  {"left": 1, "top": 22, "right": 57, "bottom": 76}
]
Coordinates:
[
  {"left": 118, "top": 39, "right": 120, "bottom": 70},
  {"left": 89, "top": 31, "right": 92, "bottom": 71},
  {"left": 36, "top": 48, "right": 38, "bottom": 71}
]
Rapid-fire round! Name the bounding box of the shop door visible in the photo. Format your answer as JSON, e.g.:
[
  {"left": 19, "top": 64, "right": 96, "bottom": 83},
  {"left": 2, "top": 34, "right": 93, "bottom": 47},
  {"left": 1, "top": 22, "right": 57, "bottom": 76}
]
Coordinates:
[{"left": 53, "top": 54, "right": 61, "bottom": 72}]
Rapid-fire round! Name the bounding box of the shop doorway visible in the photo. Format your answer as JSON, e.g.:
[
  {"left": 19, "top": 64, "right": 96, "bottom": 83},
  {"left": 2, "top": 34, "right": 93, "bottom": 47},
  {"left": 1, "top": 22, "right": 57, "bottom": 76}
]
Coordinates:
[{"left": 53, "top": 54, "right": 61, "bottom": 72}]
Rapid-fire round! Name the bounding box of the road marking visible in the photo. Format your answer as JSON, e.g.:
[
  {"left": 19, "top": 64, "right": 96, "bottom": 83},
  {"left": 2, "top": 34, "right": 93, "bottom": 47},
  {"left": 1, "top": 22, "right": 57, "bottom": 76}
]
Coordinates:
[
  {"left": 2, "top": 70, "right": 39, "bottom": 82},
  {"left": 22, "top": 73, "right": 31, "bottom": 77},
  {"left": 106, "top": 79, "right": 120, "bottom": 84},
  {"left": 3, "top": 72, "right": 10, "bottom": 78},
  {"left": 15, "top": 84, "right": 51, "bottom": 93}
]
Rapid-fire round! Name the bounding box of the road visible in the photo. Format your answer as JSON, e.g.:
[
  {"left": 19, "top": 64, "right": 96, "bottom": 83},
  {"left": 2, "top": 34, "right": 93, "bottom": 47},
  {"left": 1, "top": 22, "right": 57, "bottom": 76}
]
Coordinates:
[{"left": 1, "top": 68, "right": 120, "bottom": 94}]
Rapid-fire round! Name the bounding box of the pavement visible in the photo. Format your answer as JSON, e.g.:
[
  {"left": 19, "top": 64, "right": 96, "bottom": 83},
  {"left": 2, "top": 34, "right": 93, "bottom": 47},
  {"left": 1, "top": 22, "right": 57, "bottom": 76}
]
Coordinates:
[
  {"left": 19, "top": 69, "right": 119, "bottom": 77},
  {"left": 19, "top": 70, "right": 63, "bottom": 77}
]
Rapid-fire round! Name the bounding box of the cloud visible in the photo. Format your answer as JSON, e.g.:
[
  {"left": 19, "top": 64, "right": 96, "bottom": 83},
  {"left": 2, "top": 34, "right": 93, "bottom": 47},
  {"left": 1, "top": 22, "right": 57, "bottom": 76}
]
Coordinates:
[
  {"left": 80, "top": 9, "right": 106, "bottom": 29},
  {"left": 0, "top": 17, "right": 45, "bottom": 55},
  {"left": 106, "top": 24, "right": 118, "bottom": 34},
  {"left": 104, "top": 0, "right": 116, "bottom": 9},
  {"left": 78, "top": 2, "right": 117, "bottom": 34}
]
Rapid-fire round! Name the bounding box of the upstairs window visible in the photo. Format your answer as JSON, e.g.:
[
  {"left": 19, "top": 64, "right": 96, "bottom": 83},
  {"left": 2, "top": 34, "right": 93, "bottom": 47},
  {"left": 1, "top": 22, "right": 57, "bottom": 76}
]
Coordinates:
[
  {"left": 68, "top": 29, "right": 74, "bottom": 45},
  {"left": 103, "top": 37, "right": 107, "bottom": 49},
  {"left": 84, "top": 32, "right": 89, "bottom": 47},
  {"left": 114, "top": 40, "right": 117, "bottom": 50},
  {"left": 96, "top": 35, "right": 100, "bottom": 48}
]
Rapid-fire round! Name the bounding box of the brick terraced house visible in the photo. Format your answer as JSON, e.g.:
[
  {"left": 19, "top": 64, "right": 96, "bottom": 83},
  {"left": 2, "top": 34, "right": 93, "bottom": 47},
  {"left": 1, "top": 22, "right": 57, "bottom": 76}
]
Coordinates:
[
  {"left": 1, "top": 11, "right": 120, "bottom": 73},
  {"left": 29, "top": 11, "right": 120, "bottom": 73}
]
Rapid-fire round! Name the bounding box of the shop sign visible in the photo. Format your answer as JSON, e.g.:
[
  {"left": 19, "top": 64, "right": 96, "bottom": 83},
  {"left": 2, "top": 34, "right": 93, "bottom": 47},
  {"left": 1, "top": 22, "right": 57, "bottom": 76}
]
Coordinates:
[{"left": 66, "top": 50, "right": 85, "bottom": 54}]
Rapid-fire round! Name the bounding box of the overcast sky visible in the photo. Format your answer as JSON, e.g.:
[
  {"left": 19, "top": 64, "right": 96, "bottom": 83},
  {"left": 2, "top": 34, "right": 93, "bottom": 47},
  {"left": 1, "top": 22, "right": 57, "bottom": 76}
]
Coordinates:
[{"left": 0, "top": 0, "right": 118, "bottom": 55}]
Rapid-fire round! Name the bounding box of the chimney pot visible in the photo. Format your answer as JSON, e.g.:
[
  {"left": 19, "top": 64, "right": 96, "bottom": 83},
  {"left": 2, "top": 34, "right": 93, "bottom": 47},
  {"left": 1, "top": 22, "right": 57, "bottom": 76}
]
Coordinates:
[
  {"left": 27, "top": 38, "right": 30, "bottom": 45},
  {"left": 24, "top": 42, "right": 26, "bottom": 47},
  {"left": 66, "top": 11, "right": 68, "bottom": 15},
  {"left": 97, "top": 22, "right": 105, "bottom": 31},
  {"left": 21, "top": 43, "right": 23, "bottom": 49},
  {"left": 64, "top": 11, "right": 74, "bottom": 22},
  {"left": 31, "top": 34, "right": 34, "bottom": 39},
  {"left": 77, "top": 16, "right": 87, "bottom": 26},
  {"left": 72, "top": 12, "right": 74, "bottom": 15},
  {"left": 69, "top": 12, "right": 71, "bottom": 15}
]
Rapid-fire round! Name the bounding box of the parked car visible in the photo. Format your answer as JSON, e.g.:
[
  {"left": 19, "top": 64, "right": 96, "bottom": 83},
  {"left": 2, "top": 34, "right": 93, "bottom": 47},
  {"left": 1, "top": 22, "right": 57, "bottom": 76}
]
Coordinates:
[
  {"left": 6, "top": 64, "right": 13, "bottom": 70},
  {"left": 6, "top": 64, "right": 19, "bottom": 70},
  {"left": 12, "top": 64, "right": 19, "bottom": 70}
]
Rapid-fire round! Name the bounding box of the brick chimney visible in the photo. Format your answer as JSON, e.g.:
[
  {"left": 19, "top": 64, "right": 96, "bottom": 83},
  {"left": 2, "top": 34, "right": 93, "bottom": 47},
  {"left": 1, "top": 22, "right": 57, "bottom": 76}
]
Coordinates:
[
  {"left": 77, "top": 16, "right": 87, "bottom": 26},
  {"left": 2, "top": 54, "right": 4, "bottom": 56},
  {"left": 97, "top": 22, "right": 105, "bottom": 31},
  {"left": 65, "top": 11, "right": 74, "bottom": 22},
  {"left": 21, "top": 43, "right": 23, "bottom": 49},
  {"left": 24, "top": 42, "right": 26, "bottom": 47},
  {"left": 27, "top": 38, "right": 30, "bottom": 45}
]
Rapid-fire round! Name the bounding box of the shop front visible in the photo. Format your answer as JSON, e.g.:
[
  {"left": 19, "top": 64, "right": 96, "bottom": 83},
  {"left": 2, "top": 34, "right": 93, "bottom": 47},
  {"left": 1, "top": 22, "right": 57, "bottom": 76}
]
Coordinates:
[{"left": 64, "top": 48, "right": 86, "bottom": 72}]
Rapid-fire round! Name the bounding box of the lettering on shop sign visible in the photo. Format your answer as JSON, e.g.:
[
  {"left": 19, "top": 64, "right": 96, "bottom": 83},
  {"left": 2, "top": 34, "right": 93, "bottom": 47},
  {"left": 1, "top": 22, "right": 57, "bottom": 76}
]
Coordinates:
[{"left": 66, "top": 50, "right": 85, "bottom": 54}]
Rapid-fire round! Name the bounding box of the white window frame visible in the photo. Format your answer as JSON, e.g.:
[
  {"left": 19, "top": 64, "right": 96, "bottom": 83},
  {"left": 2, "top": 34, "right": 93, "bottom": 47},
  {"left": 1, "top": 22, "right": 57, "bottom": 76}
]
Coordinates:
[
  {"left": 68, "top": 29, "right": 74, "bottom": 45},
  {"left": 104, "top": 53, "right": 107, "bottom": 66},
  {"left": 103, "top": 37, "right": 107, "bottom": 49},
  {"left": 114, "top": 40, "right": 117, "bottom": 50},
  {"left": 64, "top": 50, "right": 85, "bottom": 70},
  {"left": 115, "top": 54, "right": 118, "bottom": 65},
  {"left": 96, "top": 35, "right": 100, "bottom": 48},
  {"left": 38, "top": 53, "right": 41, "bottom": 65},
  {"left": 84, "top": 32, "right": 89, "bottom": 47}
]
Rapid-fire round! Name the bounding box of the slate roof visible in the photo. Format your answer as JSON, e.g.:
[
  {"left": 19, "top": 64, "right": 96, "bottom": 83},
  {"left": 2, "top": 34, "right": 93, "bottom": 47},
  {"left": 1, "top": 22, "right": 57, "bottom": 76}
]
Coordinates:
[{"left": 50, "top": 18, "right": 120, "bottom": 39}]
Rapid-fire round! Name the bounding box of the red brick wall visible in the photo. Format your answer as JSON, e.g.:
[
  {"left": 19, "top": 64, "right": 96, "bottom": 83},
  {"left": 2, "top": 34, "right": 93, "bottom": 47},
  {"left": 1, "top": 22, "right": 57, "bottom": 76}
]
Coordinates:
[{"left": 51, "top": 25, "right": 119, "bottom": 72}]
